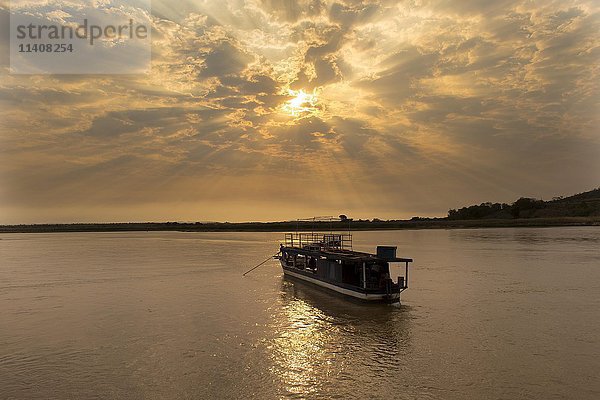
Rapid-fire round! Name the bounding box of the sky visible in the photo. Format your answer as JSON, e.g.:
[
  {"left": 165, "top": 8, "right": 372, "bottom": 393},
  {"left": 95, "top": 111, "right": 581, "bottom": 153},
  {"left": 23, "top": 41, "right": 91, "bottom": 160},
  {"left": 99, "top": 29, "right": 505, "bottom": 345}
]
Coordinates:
[{"left": 0, "top": 0, "right": 599, "bottom": 224}]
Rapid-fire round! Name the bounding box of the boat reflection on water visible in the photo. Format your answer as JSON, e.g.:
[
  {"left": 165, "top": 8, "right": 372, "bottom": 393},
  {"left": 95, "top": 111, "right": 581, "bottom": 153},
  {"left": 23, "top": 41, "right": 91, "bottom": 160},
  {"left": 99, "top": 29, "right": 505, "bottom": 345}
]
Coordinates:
[{"left": 267, "top": 276, "right": 414, "bottom": 398}]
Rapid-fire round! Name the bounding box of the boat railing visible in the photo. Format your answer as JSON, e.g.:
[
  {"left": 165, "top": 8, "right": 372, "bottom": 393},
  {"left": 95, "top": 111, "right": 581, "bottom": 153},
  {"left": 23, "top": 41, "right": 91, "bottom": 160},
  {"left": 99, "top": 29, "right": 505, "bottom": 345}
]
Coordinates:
[{"left": 284, "top": 232, "right": 353, "bottom": 250}]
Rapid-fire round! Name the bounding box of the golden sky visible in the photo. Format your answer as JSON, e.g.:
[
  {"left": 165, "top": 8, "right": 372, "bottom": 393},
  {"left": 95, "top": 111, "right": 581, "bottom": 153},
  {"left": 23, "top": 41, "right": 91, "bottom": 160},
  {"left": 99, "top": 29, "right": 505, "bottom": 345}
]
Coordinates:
[{"left": 1, "top": 0, "right": 599, "bottom": 223}]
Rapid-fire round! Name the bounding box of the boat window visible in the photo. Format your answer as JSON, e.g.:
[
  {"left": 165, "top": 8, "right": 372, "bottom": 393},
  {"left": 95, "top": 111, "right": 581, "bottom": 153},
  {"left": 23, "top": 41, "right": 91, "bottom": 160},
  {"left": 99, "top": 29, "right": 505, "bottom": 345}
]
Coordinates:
[
  {"left": 295, "top": 254, "right": 306, "bottom": 269},
  {"left": 282, "top": 251, "right": 291, "bottom": 266},
  {"left": 340, "top": 261, "right": 361, "bottom": 287},
  {"left": 366, "top": 262, "right": 391, "bottom": 289}
]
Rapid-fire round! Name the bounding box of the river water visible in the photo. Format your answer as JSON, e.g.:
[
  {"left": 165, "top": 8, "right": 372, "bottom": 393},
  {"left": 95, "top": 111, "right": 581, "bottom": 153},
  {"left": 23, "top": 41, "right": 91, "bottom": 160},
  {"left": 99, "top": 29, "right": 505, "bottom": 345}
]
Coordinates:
[{"left": 1, "top": 227, "right": 599, "bottom": 399}]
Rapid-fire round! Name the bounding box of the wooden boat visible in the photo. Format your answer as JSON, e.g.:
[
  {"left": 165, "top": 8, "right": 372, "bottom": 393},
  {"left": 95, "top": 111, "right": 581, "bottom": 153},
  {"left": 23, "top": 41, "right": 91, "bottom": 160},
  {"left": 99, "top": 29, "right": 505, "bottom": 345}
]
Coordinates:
[{"left": 279, "top": 230, "right": 412, "bottom": 304}]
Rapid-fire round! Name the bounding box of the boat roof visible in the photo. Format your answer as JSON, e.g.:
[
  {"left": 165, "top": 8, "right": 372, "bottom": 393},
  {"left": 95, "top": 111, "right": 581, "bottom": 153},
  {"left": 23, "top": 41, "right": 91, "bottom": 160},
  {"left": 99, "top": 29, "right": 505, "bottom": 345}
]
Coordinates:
[{"left": 281, "top": 245, "right": 413, "bottom": 263}]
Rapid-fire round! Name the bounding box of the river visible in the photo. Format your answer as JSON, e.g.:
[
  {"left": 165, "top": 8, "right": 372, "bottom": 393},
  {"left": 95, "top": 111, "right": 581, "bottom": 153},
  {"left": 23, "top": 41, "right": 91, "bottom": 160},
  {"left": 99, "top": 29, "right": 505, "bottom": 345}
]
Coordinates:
[{"left": 1, "top": 227, "right": 599, "bottom": 399}]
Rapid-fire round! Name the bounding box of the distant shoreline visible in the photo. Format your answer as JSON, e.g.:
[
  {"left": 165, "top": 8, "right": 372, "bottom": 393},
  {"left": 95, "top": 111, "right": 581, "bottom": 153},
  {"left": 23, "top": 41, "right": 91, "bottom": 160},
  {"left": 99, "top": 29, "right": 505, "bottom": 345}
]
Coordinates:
[
  {"left": 3, "top": 188, "right": 598, "bottom": 234},
  {"left": 1, "top": 216, "right": 599, "bottom": 234}
]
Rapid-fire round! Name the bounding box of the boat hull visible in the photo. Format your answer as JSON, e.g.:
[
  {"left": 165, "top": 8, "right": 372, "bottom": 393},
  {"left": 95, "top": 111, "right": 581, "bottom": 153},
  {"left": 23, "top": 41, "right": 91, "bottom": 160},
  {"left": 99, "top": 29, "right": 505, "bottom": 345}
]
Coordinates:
[{"left": 282, "top": 266, "right": 401, "bottom": 304}]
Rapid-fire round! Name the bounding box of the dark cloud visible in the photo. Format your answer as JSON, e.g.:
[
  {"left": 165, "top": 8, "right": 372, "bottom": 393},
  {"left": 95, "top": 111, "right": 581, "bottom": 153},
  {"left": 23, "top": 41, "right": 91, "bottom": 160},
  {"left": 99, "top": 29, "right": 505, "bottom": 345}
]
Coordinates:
[
  {"left": 200, "top": 40, "right": 255, "bottom": 77},
  {"left": 356, "top": 47, "right": 438, "bottom": 102},
  {"left": 272, "top": 116, "right": 334, "bottom": 149}
]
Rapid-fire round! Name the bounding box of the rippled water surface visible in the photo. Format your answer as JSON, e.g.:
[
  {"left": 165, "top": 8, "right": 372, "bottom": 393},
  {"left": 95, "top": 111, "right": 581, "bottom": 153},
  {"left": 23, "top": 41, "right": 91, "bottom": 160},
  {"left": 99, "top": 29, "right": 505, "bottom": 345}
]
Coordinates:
[{"left": 1, "top": 227, "right": 599, "bottom": 399}]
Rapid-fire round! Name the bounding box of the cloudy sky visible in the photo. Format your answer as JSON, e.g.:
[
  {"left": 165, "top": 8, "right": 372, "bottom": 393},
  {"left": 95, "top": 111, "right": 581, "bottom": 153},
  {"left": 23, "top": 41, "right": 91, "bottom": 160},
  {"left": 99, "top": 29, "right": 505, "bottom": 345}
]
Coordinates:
[{"left": 0, "top": 0, "right": 599, "bottom": 223}]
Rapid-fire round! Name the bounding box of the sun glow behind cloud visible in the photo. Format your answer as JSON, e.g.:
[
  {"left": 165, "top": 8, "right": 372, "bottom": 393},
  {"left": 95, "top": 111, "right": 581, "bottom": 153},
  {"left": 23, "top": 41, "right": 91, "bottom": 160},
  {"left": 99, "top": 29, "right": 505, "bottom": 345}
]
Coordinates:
[
  {"left": 281, "top": 89, "right": 320, "bottom": 118},
  {"left": 0, "top": 0, "right": 599, "bottom": 223}
]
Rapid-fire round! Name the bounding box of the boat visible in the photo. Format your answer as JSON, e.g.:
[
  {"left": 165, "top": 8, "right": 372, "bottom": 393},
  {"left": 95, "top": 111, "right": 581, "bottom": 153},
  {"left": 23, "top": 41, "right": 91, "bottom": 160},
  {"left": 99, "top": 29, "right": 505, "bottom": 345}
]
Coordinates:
[{"left": 278, "top": 224, "right": 412, "bottom": 304}]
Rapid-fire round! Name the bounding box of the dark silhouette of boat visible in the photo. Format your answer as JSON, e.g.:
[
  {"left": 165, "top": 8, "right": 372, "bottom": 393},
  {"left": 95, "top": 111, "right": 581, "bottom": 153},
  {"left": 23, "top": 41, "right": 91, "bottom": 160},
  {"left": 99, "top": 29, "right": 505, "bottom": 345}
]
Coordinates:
[{"left": 278, "top": 221, "right": 412, "bottom": 303}]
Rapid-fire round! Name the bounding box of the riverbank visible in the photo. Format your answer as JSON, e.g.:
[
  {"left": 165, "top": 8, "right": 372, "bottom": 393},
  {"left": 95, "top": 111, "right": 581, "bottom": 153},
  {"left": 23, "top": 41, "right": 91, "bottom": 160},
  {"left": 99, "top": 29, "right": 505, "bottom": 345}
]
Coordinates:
[{"left": 1, "top": 216, "right": 599, "bottom": 234}]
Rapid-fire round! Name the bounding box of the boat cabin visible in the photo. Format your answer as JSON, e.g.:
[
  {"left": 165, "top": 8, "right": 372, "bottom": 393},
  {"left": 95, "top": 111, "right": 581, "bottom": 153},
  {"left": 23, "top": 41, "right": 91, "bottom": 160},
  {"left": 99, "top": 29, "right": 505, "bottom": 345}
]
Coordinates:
[{"left": 279, "top": 232, "right": 412, "bottom": 302}]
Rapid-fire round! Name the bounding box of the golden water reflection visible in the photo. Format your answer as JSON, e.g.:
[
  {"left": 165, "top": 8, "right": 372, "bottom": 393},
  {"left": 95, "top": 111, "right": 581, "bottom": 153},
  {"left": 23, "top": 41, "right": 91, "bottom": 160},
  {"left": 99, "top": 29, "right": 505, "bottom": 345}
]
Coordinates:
[
  {"left": 269, "top": 279, "right": 413, "bottom": 398},
  {"left": 270, "top": 298, "right": 333, "bottom": 396}
]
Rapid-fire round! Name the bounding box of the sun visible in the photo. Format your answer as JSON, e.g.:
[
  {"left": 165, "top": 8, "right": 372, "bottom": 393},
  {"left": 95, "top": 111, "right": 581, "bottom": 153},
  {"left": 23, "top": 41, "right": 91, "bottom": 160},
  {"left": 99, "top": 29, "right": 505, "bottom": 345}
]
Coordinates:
[{"left": 282, "top": 89, "right": 319, "bottom": 117}]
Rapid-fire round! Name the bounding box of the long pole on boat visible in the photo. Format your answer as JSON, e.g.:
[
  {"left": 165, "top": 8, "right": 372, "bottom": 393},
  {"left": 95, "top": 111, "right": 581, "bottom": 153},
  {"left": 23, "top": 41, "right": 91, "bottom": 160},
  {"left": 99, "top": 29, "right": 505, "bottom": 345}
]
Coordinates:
[{"left": 242, "top": 252, "right": 280, "bottom": 276}]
